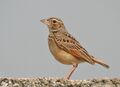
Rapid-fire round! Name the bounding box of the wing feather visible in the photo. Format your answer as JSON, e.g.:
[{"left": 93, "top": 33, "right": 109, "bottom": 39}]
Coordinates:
[{"left": 53, "top": 32, "right": 95, "bottom": 64}]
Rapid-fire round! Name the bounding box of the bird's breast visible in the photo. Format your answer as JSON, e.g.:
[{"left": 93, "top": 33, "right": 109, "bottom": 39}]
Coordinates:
[{"left": 48, "top": 37, "right": 82, "bottom": 64}]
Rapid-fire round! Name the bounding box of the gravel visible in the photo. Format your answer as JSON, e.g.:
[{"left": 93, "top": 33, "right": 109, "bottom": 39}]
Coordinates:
[{"left": 0, "top": 77, "right": 119, "bottom": 87}]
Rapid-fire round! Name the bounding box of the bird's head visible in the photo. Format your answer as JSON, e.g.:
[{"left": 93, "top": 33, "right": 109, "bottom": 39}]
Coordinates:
[{"left": 41, "top": 17, "right": 65, "bottom": 32}]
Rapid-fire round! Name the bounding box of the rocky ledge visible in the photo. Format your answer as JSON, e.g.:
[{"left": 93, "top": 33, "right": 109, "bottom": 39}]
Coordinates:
[{"left": 0, "top": 77, "right": 119, "bottom": 87}]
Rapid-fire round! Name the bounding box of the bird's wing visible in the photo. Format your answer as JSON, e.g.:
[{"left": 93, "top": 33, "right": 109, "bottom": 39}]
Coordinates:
[{"left": 54, "top": 32, "right": 95, "bottom": 64}]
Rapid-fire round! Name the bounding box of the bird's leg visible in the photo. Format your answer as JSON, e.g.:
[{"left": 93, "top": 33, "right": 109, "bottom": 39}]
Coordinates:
[{"left": 64, "top": 64, "right": 78, "bottom": 80}]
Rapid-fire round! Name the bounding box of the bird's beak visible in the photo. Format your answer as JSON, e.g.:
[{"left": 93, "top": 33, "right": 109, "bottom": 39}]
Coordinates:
[{"left": 40, "top": 19, "right": 49, "bottom": 25}]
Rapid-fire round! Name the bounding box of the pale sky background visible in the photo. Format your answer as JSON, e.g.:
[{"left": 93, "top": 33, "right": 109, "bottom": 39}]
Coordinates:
[{"left": 0, "top": 0, "right": 120, "bottom": 80}]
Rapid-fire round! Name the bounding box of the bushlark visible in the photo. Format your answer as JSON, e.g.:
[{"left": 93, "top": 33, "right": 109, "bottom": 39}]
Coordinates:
[{"left": 40, "top": 17, "right": 109, "bottom": 80}]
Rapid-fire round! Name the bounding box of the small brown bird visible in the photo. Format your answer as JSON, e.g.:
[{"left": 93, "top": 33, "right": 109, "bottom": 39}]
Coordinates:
[{"left": 40, "top": 17, "right": 109, "bottom": 80}]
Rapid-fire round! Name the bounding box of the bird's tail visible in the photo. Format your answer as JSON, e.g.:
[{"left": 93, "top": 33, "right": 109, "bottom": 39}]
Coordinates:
[{"left": 92, "top": 57, "right": 110, "bottom": 69}]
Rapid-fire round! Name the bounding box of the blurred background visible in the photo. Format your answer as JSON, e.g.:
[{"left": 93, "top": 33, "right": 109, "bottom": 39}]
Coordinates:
[{"left": 0, "top": 0, "right": 120, "bottom": 79}]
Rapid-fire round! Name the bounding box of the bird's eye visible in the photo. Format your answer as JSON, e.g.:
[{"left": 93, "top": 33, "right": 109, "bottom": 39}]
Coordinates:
[{"left": 52, "top": 20, "right": 57, "bottom": 23}]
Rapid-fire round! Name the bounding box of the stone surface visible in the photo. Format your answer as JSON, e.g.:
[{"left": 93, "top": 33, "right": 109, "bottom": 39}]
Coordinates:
[{"left": 0, "top": 77, "right": 119, "bottom": 87}]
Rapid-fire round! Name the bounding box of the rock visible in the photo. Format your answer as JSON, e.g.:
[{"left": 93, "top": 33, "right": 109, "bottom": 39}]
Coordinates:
[{"left": 0, "top": 77, "right": 119, "bottom": 87}]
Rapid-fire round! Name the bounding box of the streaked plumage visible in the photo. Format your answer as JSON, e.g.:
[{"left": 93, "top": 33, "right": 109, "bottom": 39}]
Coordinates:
[{"left": 41, "top": 17, "right": 109, "bottom": 79}]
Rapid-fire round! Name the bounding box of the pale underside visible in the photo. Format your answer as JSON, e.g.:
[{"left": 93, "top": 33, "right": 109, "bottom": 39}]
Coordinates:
[{"left": 48, "top": 36, "right": 84, "bottom": 64}]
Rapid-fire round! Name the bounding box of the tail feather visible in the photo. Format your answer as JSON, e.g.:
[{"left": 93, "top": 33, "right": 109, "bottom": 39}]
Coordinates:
[{"left": 92, "top": 57, "right": 110, "bottom": 69}]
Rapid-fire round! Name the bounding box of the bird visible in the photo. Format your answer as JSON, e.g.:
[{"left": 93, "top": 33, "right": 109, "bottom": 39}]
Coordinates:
[{"left": 40, "top": 17, "right": 109, "bottom": 80}]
